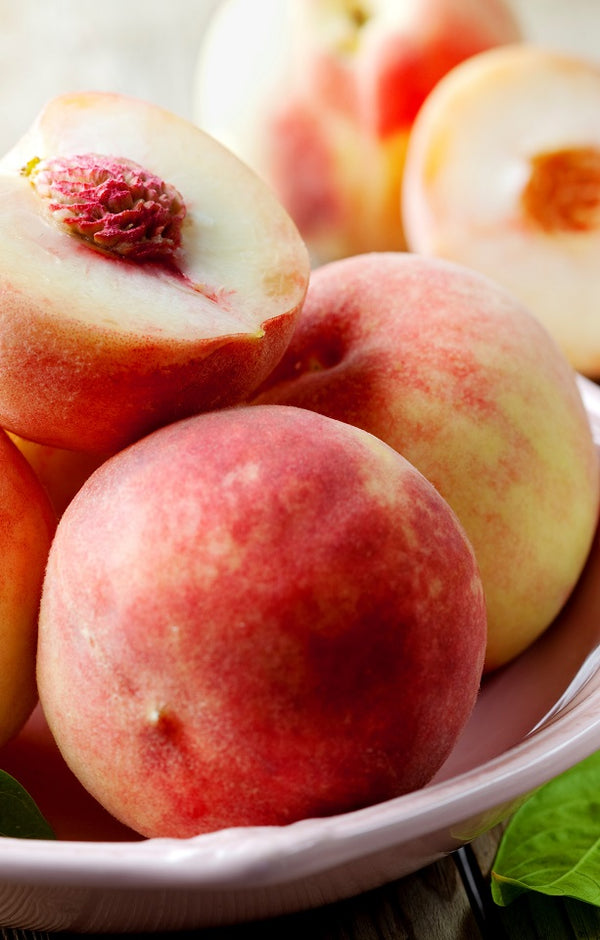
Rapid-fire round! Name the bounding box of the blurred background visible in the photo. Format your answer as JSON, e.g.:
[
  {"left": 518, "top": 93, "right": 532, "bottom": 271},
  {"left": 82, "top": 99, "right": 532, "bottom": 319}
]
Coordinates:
[{"left": 0, "top": 0, "right": 597, "bottom": 157}]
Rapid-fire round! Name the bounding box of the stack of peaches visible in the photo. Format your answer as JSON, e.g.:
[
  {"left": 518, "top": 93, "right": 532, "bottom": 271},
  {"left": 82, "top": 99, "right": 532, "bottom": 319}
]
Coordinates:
[{"left": 1, "top": 0, "right": 599, "bottom": 840}]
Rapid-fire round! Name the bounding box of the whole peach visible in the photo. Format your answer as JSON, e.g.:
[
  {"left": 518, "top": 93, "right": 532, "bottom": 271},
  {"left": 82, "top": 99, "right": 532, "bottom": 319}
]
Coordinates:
[
  {"left": 194, "top": 0, "right": 520, "bottom": 263},
  {"left": 7, "top": 433, "right": 104, "bottom": 517},
  {"left": 37, "top": 404, "right": 486, "bottom": 838},
  {"left": 253, "top": 253, "right": 600, "bottom": 671},
  {"left": 0, "top": 430, "right": 55, "bottom": 745}
]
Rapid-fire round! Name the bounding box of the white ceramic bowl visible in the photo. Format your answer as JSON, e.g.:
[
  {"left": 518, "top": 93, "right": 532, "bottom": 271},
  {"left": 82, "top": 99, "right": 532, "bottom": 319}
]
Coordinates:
[{"left": 1, "top": 376, "right": 600, "bottom": 933}]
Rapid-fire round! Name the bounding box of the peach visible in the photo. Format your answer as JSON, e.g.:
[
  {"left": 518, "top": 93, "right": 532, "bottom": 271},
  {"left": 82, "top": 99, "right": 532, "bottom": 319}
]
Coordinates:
[
  {"left": 193, "top": 0, "right": 520, "bottom": 264},
  {"left": 402, "top": 44, "right": 600, "bottom": 377},
  {"left": 37, "top": 404, "right": 486, "bottom": 838},
  {"left": 6, "top": 433, "right": 104, "bottom": 517},
  {"left": 0, "top": 430, "right": 55, "bottom": 746},
  {"left": 252, "top": 253, "right": 600, "bottom": 672},
  {"left": 0, "top": 91, "right": 309, "bottom": 455}
]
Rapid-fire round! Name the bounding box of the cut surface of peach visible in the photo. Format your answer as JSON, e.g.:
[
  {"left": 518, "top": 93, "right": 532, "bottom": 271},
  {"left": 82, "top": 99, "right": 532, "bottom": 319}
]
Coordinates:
[
  {"left": 0, "top": 92, "right": 310, "bottom": 453},
  {"left": 402, "top": 44, "right": 600, "bottom": 377}
]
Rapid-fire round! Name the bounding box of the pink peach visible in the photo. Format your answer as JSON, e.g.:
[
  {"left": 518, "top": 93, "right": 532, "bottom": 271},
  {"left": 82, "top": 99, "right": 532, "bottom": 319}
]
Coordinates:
[
  {"left": 253, "top": 253, "right": 600, "bottom": 671},
  {"left": 0, "top": 430, "right": 55, "bottom": 745},
  {"left": 37, "top": 404, "right": 486, "bottom": 837},
  {"left": 7, "top": 433, "right": 104, "bottom": 517},
  {"left": 194, "top": 0, "right": 521, "bottom": 263}
]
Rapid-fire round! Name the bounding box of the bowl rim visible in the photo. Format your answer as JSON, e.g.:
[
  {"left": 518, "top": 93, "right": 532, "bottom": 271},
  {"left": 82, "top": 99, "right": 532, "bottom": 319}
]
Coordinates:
[{"left": 1, "top": 662, "right": 599, "bottom": 891}]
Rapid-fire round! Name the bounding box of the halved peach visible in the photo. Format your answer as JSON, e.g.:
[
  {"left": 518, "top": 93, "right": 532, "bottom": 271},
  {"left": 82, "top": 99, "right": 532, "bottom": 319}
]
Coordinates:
[
  {"left": 0, "top": 91, "right": 310, "bottom": 454},
  {"left": 402, "top": 44, "right": 600, "bottom": 377}
]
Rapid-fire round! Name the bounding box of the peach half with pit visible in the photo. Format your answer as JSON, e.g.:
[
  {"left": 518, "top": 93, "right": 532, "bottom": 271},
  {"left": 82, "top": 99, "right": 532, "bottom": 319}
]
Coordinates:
[
  {"left": 402, "top": 44, "right": 600, "bottom": 377},
  {"left": 252, "top": 253, "right": 600, "bottom": 672},
  {"left": 37, "top": 404, "right": 486, "bottom": 838},
  {"left": 193, "top": 0, "right": 521, "bottom": 264},
  {"left": 0, "top": 91, "right": 310, "bottom": 455}
]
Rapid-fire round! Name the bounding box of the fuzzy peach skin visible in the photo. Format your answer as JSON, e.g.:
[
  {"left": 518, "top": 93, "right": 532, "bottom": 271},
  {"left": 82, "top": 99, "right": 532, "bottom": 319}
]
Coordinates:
[
  {"left": 252, "top": 253, "right": 600, "bottom": 672},
  {"left": 0, "top": 91, "right": 309, "bottom": 455},
  {"left": 37, "top": 404, "right": 486, "bottom": 838},
  {"left": 0, "top": 430, "right": 55, "bottom": 746},
  {"left": 402, "top": 45, "right": 600, "bottom": 378},
  {"left": 6, "top": 433, "right": 104, "bottom": 517},
  {"left": 193, "top": 0, "right": 520, "bottom": 265}
]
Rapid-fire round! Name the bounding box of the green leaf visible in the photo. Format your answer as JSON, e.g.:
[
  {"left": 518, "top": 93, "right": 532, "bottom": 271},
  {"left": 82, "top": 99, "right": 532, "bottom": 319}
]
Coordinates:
[
  {"left": 0, "top": 770, "right": 55, "bottom": 839},
  {"left": 491, "top": 750, "right": 600, "bottom": 907}
]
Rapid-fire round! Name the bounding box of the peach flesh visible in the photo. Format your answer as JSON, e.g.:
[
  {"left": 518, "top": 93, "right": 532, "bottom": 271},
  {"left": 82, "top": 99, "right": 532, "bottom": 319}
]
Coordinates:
[
  {"left": 401, "top": 45, "right": 600, "bottom": 377},
  {"left": 0, "top": 91, "right": 309, "bottom": 454},
  {"left": 37, "top": 405, "right": 486, "bottom": 838},
  {"left": 521, "top": 146, "right": 600, "bottom": 235},
  {"left": 252, "top": 253, "right": 600, "bottom": 671}
]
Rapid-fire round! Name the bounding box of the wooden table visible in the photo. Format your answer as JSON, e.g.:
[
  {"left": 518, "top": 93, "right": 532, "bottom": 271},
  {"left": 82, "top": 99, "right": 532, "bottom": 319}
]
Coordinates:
[{"left": 3, "top": 825, "right": 599, "bottom": 940}]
